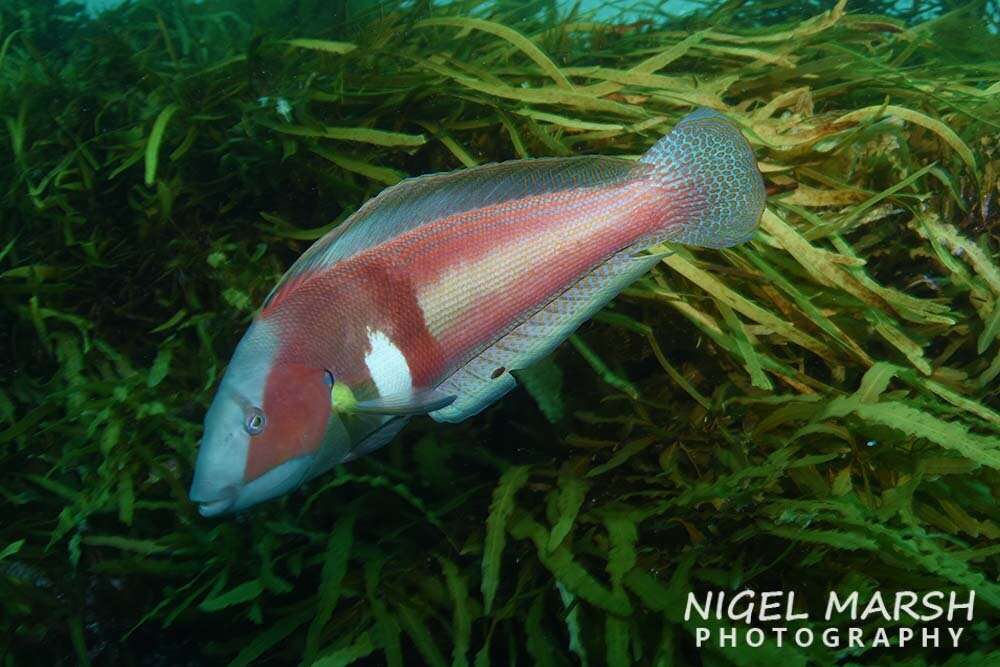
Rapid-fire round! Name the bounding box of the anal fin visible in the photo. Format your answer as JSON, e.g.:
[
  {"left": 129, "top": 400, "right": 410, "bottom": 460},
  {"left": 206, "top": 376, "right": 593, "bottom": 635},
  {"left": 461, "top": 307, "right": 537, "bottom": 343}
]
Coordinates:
[
  {"left": 429, "top": 251, "right": 666, "bottom": 423},
  {"left": 344, "top": 416, "right": 410, "bottom": 461}
]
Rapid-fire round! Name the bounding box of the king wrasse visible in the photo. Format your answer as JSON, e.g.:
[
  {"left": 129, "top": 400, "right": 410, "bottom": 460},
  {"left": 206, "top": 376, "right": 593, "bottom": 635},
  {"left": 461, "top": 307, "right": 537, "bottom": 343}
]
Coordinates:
[{"left": 189, "top": 109, "right": 766, "bottom": 516}]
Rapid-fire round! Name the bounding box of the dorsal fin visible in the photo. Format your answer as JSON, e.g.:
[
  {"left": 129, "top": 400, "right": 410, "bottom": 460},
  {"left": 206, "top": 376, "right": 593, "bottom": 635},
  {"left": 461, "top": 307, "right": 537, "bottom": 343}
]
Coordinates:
[{"left": 262, "top": 155, "right": 642, "bottom": 309}]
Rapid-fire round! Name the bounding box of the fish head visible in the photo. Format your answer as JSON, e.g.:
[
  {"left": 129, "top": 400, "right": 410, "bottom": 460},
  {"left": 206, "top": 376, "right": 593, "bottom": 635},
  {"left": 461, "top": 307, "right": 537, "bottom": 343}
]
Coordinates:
[{"left": 189, "top": 320, "right": 335, "bottom": 517}]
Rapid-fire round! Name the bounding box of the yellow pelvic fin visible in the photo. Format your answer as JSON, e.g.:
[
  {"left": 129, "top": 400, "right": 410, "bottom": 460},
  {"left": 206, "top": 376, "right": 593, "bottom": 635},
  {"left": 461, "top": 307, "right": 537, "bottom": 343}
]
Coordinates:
[{"left": 330, "top": 382, "right": 358, "bottom": 413}]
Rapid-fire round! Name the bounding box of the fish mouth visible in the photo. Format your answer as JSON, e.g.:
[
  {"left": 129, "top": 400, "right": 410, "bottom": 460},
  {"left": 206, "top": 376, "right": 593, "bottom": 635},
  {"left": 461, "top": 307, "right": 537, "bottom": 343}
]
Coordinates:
[
  {"left": 189, "top": 482, "right": 239, "bottom": 517},
  {"left": 196, "top": 496, "right": 238, "bottom": 517},
  {"left": 189, "top": 456, "right": 316, "bottom": 518}
]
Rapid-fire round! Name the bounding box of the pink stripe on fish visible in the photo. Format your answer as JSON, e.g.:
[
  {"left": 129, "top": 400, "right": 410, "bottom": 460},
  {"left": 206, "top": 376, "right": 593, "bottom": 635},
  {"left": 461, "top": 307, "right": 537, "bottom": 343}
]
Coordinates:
[
  {"left": 262, "top": 174, "right": 690, "bottom": 396},
  {"left": 405, "top": 186, "right": 678, "bottom": 371}
]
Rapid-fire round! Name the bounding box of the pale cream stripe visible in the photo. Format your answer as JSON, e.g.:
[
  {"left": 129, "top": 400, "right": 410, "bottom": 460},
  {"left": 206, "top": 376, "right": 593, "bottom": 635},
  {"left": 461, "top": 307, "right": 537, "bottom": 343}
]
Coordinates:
[{"left": 415, "top": 204, "right": 630, "bottom": 339}]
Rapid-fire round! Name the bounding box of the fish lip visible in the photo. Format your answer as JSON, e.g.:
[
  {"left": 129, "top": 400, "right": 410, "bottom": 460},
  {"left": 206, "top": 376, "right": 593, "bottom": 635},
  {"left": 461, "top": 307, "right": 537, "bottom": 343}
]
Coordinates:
[
  {"left": 189, "top": 481, "right": 239, "bottom": 517},
  {"left": 197, "top": 496, "right": 237, "bottom": 517}
]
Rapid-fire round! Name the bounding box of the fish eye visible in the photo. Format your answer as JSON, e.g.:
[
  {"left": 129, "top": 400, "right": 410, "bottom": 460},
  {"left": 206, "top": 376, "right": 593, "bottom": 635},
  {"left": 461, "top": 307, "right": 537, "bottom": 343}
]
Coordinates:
[
  {"left": 244, "top": 407, "right": 266, "bottom": 435},
  {"left": 323, "top": 370, "right": 335, "bottom": 386}
]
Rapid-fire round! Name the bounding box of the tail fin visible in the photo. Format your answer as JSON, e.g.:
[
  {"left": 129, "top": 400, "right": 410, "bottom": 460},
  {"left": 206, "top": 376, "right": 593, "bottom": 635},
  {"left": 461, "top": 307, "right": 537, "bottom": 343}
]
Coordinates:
[{"left": 640, "top": 108, "right": 765, "bottom": 249}]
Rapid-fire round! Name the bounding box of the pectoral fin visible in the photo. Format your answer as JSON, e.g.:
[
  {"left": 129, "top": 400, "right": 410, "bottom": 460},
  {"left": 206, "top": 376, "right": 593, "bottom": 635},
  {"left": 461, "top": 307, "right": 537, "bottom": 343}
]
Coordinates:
[{"left": 354, "top": 389, "right": 457, "bottom": 416}]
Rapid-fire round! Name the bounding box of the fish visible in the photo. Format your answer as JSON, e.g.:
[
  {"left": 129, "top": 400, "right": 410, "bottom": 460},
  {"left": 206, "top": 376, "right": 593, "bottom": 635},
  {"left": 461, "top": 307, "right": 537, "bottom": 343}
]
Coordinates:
[{"left": 188, "top": 108, "right": 766, "bottom": 516}]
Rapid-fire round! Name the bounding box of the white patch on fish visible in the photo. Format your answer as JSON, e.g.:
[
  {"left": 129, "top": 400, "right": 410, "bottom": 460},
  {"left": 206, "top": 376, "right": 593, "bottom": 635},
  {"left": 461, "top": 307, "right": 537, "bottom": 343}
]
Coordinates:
[{"left": 364, "top": 328, "right": 412, "bottom": 397}]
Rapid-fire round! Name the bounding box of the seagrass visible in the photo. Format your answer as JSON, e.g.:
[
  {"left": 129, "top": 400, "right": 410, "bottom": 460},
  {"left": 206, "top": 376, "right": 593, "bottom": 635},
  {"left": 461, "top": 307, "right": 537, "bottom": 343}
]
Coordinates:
[{"left": 1, "top": 0, "right": 998, "bottom": 664}]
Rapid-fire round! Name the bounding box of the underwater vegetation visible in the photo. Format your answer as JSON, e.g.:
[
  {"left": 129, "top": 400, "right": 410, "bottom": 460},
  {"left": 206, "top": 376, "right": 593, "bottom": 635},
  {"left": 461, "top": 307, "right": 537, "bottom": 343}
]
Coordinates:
[{"left": 1, "top": 0, "right": 999, "bottom": 664}]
